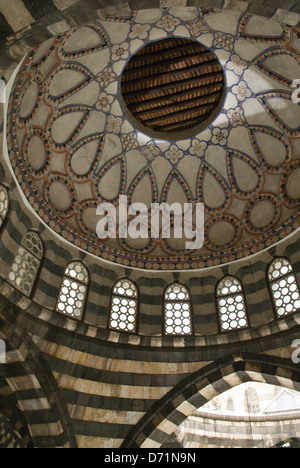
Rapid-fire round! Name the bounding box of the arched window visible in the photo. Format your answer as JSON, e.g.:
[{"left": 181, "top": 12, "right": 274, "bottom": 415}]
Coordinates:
[
  {"left": 245, "top": 387, "right": 260, "bottom": 414},
  {"left": 268, "top": 258, "right": 300, "bottom": 318},
  {"left": 109, "top": 279, "right": 138, "bottom": 333},
  {"left": 217, "top": 276, "right": 248, "bottom": 332},
  {"left": 56, "top": 261, "right": 89, "bottom": 320},
  {"left": 0, "top": 185, "right": 9, "bottom": 229},
  {"left": 8, "top": 231, "right": 43, "bottom": 297},
  {"left": 164, "top": 283, "right": 192, "bottom": 336}
]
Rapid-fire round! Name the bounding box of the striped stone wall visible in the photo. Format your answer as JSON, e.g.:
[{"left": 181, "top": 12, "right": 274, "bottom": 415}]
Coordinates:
[
  {"left": 0, "top": 377, "right": 33, "bottom": 447},
  {"left": 122, "top": 353, "right": 300, "bottom": 447},
  {"left": 1, "top": 291, "right": 300, "bottom": 448}
]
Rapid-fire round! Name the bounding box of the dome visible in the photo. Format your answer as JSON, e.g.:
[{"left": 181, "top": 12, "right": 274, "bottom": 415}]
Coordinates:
[
  {"left": 6, "top": 8, "right": 300, "bottom": 271},
  {"left": 1, "top": 2, "right": 300, "bottom": 451}
]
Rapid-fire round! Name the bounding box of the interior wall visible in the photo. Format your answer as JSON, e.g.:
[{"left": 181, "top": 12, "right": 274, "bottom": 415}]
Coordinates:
[{"left": 0, "top": 0, "right": 299, "bottom": 449}]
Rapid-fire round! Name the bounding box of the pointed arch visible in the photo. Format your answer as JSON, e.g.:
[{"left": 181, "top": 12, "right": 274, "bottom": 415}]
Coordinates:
[{"left": 121, "top": 354, "right": 300, "bottom": 448}]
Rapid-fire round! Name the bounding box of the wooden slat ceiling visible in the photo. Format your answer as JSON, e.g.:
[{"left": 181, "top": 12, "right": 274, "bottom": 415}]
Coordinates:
[{"left": 121, "top": 38, "right": 225, "bottom": 134}]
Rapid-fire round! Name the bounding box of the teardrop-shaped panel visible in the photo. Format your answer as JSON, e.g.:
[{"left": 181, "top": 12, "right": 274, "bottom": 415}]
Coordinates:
[
  {"left": 261, "top": 54, "right": 300, "bottom": 84},
  {"left": 59, "top": 81, "right": 99, "bottom": 108},
  {"left": 82, "top": 206, "right": 98, "bottom": 234},
  {"left": 27, "top": 135, "right": 46, "bottom": 171},
  {"left": 241, "top": 16, "right": 283, "bottom": 39},
  {"left": 51, "top": 111, "right": 84, "bottom": 145},
  {"left": 49, "top": 182, "right": 72, "bottom": 212},
  {"left": 287, "top": 168, "right": 300, "bottom": 200},
  {"left": 150, "top": 155, "right": 174, "bottom": 199},
  {"left": 208, "top": 220, "right": 235, "bottom": 247},
  {"left": 20, "top": 81, "right": 39, "bottom": 119},
  {"left": 251, "top": 130, "right": 287, "bottom": 167},
  {"left": 98, "top": 160, "right": 122, "bottom": 201},
  {"left": 166, "top": 229, "right": 189, "bottom": 251},
  {"left": 205, "top": 146, "right": 229, "bottom": 184},
  {"left": 202, "top": 170, "right": 226, "bottom": 209},
  {"left": 130, "top": 171, "right": 156, "bottom": 210},
  {"left": 206, "top": 10, "right": 242, "bottom": 35},
  {"left": 32, "top": 37, "right": 56, "bottom": 64},
  {"left": 71, "top": 140, "right": 99, "bottom": 176},
  {"left": 49, "top": 69, "right": 87, "bottom": 98},
  {"left": 125, "top": 234, "right": 151, "bottom": 251},
  {"left": 265, "top": 96, "right": 300, "bottom": 131},
  {"left": 257, "top": 92, "right": 300, "bottom": 136},
  {"left": 64, "top": 26, "right": 104, "bottom": 54},
  {"left": 231, "top": 155, "right": 259, "bottom": 194},
  {"left": 165, "top": 175, "right": 191, "bottom": 209},
  {"left": 249, "top": 200, "right": 276, "bottom": 228}
]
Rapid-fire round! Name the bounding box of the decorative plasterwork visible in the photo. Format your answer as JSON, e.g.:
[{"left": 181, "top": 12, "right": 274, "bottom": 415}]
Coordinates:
[{"left": 6, "top": 7, "right": 300, "bottom": 270}]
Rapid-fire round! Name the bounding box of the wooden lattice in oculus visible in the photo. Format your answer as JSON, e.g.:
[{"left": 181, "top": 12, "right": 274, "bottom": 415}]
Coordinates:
[{"left": 121, "top": 37, "right": 225, "bottom": 134}]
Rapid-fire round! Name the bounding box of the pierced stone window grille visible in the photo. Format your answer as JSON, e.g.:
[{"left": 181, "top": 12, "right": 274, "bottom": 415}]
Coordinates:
[
  {"left": 164, "top": 283, "right": 192, "bottom": 336},
  {"left": 56, "top": 261, "right": 89, "bottom": 320},
  {"left": 268, "top": 258, "right": 300, "bottom": 318},
  {"left": 0, "top": 185, "right": 8, "bottom": 229},
  {"left": 109, "top": 279, "right": 138, "bottom": 333},
  {"left": 8, "top": 231, "right": 43, "bottom": 297},
  {"left": 217, "top": 276, "right": 248, "bottom": 332}
]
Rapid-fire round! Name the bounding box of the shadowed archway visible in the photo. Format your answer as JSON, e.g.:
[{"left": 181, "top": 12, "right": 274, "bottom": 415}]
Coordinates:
[
  {"left": 122, "top": 353, "right": 300, "bottom": 448},
  {"left": 0, "top": 299, "right": 77, "bottom": 448}
]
